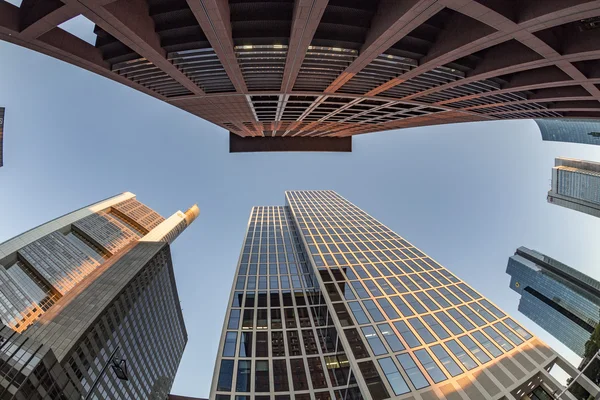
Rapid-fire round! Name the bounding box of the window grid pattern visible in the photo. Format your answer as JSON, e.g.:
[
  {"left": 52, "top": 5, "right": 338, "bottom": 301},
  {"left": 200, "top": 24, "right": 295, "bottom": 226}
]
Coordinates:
[
  {"left": 285, "top": 190, "right": 535, "bottom": 397},
  {"left": 214, "top": 206, "right": 362, "bottom": 400}
]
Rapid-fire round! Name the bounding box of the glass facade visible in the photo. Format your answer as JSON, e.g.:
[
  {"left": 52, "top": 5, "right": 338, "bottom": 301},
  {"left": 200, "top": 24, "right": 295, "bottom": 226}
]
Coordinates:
[
  {"left": 536, "top": 119, "right": 600, "bottom": 146},
  {"left": 548, "top": 157, "right": 600, "bottom": 218},
  {"left": 0, "top": 193, "right": 195, "bottom": 399},
  {"left": 211, "top": 191, "right": 560, "bottom": 400},
  {"left": 507, "top": 247, "right": 600, "bottom": 357}
]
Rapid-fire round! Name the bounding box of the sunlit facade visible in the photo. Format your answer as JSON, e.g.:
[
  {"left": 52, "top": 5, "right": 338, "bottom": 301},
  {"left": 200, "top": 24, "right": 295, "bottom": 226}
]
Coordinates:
[
  {"left": 548, "top": 157, "right": 600, "bottom": 219},
  {"left": 0, "top": 193, "right": 198, "bottom": 399},
  {"left": 210, "top": 190, "right": 574, "bottom": 400},
  {"left": 507, "top": 247, "right": 600, "bottom": 357}
]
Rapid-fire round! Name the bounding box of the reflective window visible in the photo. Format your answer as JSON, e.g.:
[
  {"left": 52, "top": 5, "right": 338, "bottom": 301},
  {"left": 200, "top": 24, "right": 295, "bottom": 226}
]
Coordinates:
[
  {"left": 377, "top": 298, "right": 400, "bottom": 319},
  {"left": 472, "top": 331, "right": 503, "bottom": 357},
  {"left": 376, "top": 278, "right": 396, "bottom": 295},
  {"left": 239, "top": 332, "right": 253, "bottom": 357},
  {"left": 414, "top": 349, "right": 446, "bottom": 383},
  {"left": 364, "top": 280, "right": 383, "bottom": 297},
  {"left": 377, "top": 323, "right": 405, "bottom": 352},
  {"left": 348, "top": 302, "right": 370, "bottom": 324},
  {"left": 438, "top": 287, "right": 461, "bottom": 305},
  {"left": 494, "top": 321, "right": 524, "bottom": 345},
  {"left": 351, "top": 281, "right": 369, "bottom": 299},
  {"left": 480, "top": 299, "right": 505, "bottom": 318},
  {"left": 458, "top": 283, "right": 481, "bottom": 299},
  {"left": 363, "top": 300, "right": 385, "bottom": 322},
  {"left": 397, "top": 353, "right": 429, "bottom": 389},
  {"left": 228, "top": 310, "right": 240, "bottom": 329},
  {"left": 483, "top": 326, "right": 514, "bottom": 351},
  {"left": 344, "top": 328, "right": 370, "bottom": 359},
  {"left": 431, "top": 344, "right": 462, "bottom": 377},
  {"left": 390, "top": 296, "right": 414, "bottom": 317},
  {"left": 408, "top": 318, "right": 436, "bottom": 344},
  {"left": 427, "top": 289, "right": 450, "bottom": 308},
  {"left": 434, "top": 311, "right": 463, "bottom": 335},
  {"left": 448, "top": 285, "right": 471, "bottom": 302},
  {"left": 459, "top": 335, "right": 491, "bottom": 364},
  {"left": 403, "top": 294, "right": 426, "bottom": 314},
  {"left": 393, "top": 320, "right": 421, "bottom": 348},
  {"left": 236, "top": 360, "right": 251, "bottom": 392},
  {"left": 223, "top": 332, "right": 237, "bottom": 357},
  {"left": 387, "top": 277, "right": 407, "bottom": 293},
  {"left": 445, "top": 339, "right": 477, "bottom": 370},
  {"left": 505, "top": 318, "right": 532, "bottom": 340},
  {"left": 471, "top": 302, "right": 496, "bottom": 322},
  {"left": 256, "top": 332, "right": 268, "bottom": 357},
  {"left": 422, "top": 315, "right": 449, "bottom": 340},
  {"left": 416, "top": 292, "right": 439, "bottom": 311},
  {"left": 217, "top": 360, "right": 234, "bottom": 391},
  {"left": 361, "top": 326, "right": 387, "bottom": 356},
  {"left": 447, "top": 308, "right": 474, "bottom": 331},
  {"left": 378, "top": 357, "right": 410, "bottom": 395},
  {"left": 459, "top": 305, "right": 486, "bottom": 327}
]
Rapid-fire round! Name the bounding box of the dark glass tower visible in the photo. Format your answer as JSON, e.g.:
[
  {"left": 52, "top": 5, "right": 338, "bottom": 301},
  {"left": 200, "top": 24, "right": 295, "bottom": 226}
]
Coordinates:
[
  {"left": 507, "top": 247, "right": 600, "bottom": 357},
  {"left": 210, "top": 190, "right": 578, "bottom": 400},
  {"left": 536, "top": 119, "right": 600, "bottom": 147},
  {"left": 0, "top": 193, "right": 198, "bottom": 399}
]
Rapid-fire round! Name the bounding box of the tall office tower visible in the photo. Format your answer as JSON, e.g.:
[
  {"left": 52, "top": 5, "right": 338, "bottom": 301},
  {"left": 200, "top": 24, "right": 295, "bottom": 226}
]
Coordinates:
[
  {"left": 210, "top": 190, "right": 592, "bottom": 400},
  {"left": 0, "top": 192, "right": 198, "bottom": 399},
  {"left": 2, "top": 2, "right": 600, "bottom": 152},
  {"left": 547, "top": 157, "right": 600, "bottom": 218},
  {"left": 536, "top": 119, "right": 600, "bottom": 147},
  {"left": 0, "top": 106, "right": 4, "bottom": 166},
  {"left": 507, "top": 247, "right": 600, "bottom": 358}
]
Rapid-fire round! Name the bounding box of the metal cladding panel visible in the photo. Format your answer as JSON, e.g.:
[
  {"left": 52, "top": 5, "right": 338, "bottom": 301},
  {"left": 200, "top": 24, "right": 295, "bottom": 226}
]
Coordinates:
[
  {"left": 111, "top": 198, "right": 166, "bottom": 233},
  {"left": 229, "top": 132, "right": 352, "bottom": 152}
]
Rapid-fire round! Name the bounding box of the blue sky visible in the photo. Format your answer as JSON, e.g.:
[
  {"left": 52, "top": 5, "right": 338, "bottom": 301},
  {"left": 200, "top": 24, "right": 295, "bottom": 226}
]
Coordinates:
[{"left": 1, "top": 37, "right": 600, "bottom": 398}]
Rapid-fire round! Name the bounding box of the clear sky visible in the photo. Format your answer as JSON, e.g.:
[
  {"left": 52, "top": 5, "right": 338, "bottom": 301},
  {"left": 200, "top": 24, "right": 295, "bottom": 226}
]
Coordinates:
[{"left": 1, "top": 37, "right": 600, "bottom": 398}]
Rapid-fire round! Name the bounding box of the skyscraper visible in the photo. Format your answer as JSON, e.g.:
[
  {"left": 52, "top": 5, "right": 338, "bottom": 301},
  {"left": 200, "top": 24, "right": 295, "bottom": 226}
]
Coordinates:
[
  {"left": 547, "top": 157, "right": 600, "bottom": 218},
  {"left": 210, "top": 190, "right": 589, "bottom": 400},
  {"left": 0, "top": 192, "right": 198, "bottom": 399},
  {"left": 1, "top": 2, "right": 600, "bottom": 151},
  {"left": 536, "top": 119, "right": 600, "bottom": 147},
  {"left": 506, "top": 247, "right": 600, "bottom": 357}
]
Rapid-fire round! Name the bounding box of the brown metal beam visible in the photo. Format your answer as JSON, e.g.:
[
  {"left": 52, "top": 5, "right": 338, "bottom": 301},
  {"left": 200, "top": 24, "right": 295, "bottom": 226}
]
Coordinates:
[
  {"left": 281, "top": 0, "right": 328, "bottom": 92},
  {"left": 186, "top": 0, "right": 247, "bottom": 93},
  {"left": 326, "top": 0, "right": 444, "bottom": 93}
]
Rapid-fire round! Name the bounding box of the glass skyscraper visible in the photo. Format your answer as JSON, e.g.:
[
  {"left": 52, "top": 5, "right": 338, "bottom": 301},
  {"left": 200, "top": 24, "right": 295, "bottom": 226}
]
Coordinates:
[
  {"left": 0, "top": 106, "right": 4, "bottom": 167},
  {"left": 210, "top": 190, "right": 574, "bottom": 400},
  {"left": 507, "top": 247, "right": 600, "bottom": 357},
  {"left": 536, "top": 119, "right": 600, "bottom": 147},
  {"left": 547, "top": 157, "right": 600, "bottom": 218},
  {"left": 0, "top": 192, "right": 198, "bottom": 399}
]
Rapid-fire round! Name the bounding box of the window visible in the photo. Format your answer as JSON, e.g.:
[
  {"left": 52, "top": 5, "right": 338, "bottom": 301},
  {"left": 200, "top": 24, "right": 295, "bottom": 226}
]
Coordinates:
[
  {"left": 348, "top": 302, "right": 370, "bottom": 324},
  {"left": 458, "top": 283, "right": 481, "bottom": 299},
  {"left": 459, "top": 305, "right": 486, "bottom": 327},
  {"left": 376, "top": 278, "right": 395, "bottom": 295},
  {"left": 338, "top": 281, "right": 356, "bottom": 300},
  {"left": 504, "top": 318, "right": 532, "bottom": 340},
  {"left": 344, "top": 328, "right": 370, "bottom": 359},
  {"left": 236, "top": 360, "right": 251, "bottom": 392},
  {"left": 290, "top": 359, "right": 309, "bottom": 391},
  {"left": 361, "top": 326, "right": 387, "bottom": 355},
  {"left": 397, "top": 353, "right": 429, "bottom": 389},
  {"left": 472, "top": 331, "right": 503, "bottom": 357},
  {"left": 228, "top": 310, "right": 240, "bottom": 329},
  {"left": 483, "top": 326, "right": 514, "bottom": 351},
  {"left": 255, "top": 360, "right": 270, "bottom": 392},
  {"left": 422, "top": 315, "right": 449, "bottom": 340},
  {"left": 403, "top": 294, "right": 426, "bottom": 314},
  {"left": 307, "top": 357, "right": 328, "bottom": 389},
  {"left": 223, "top": 332, "right": 237, "bottom": 357},
  {"left": 377, "top": 323, "right": 405, "bottom": 352},
  {"left": 445, "top": 340, "right": 477, "bottom": 370},
  {"left": 242, "top": 310, "right": 254, "bottom": 329},
  {"left": 351, "top": 281, "right": 369, "bottom": 299},
  {"left": 393, "top": 320, "right": 421, "bottom": 348},
  {"left": 364, "top": 280, "right": 383, "bottom": 297},
  {"left": 239, "top": 332, "right": 253, "bottom": 357},
  {"left": 273, "top": 359, "right": 289, "bottom": 391},
  {"left": 480, "top": 299, "right": 505, "bottom": 318},
  {"left": 434, "top": 311, "right": 463, "bottom": 335},
  {"left": 427, "top": 289, "right": 450, "bottom": 308},
  {"left": 431, "top": 345, "right": 462, "bottom": 377},
  {"left": 217, "top": 360, "right": 234, "bottom": 391},
  {"left": 408, "top": 318, "right": 436, "bottom": 344},
  {"left": 358, "top": 361, "right": 390, "bottom": 400},
  {"left": 256, "top": 332, "right": 268, "bottom": 357},
  {"left": 390, "top": 296, "right": 414, "bottom": 317},
  {"left": 459, "top": 335, "right": 491, "bottom": 364},
  {"left": 470, "top": 302, "right": 495, "bottom": 322},
  {"left": 363, "top": 300, "right": 385, "bottom": 322},
  {"left": 494, "top": 321, "right": 523, "bottom": 345},
  {"left": 414, "top": 349, "right": 447, "bottom": 383},
  {"left": 378, "top": 358, "right": 410, "bottom": 395},
  {"left": 448, "top": 285, "right": 471, "bottom": 301},
  {"left": 416, "top": 292, "right": 439, "bottom": 311},
  {"left": 377, "top": 298, "right": 399, "bottom": 320},
  {"left": 447, "top": 308, "right": 474, "bottom": 331}
]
